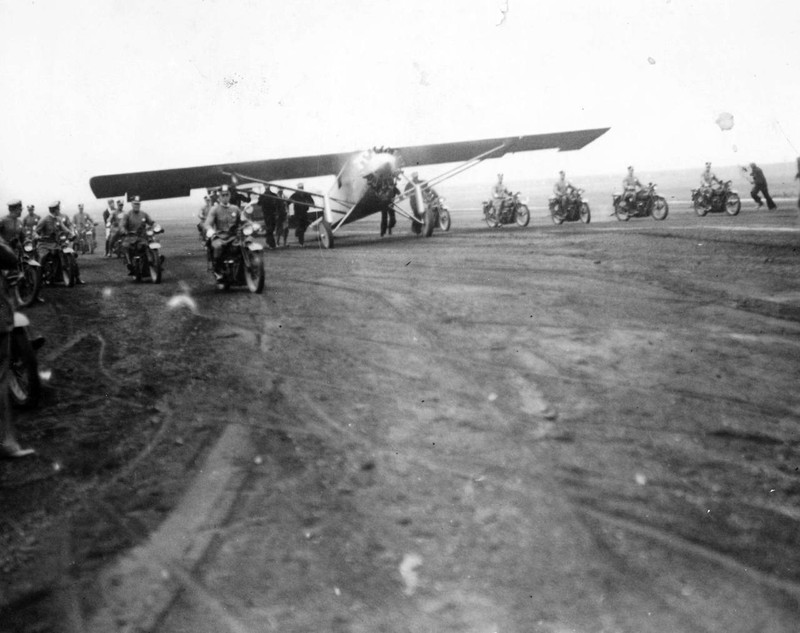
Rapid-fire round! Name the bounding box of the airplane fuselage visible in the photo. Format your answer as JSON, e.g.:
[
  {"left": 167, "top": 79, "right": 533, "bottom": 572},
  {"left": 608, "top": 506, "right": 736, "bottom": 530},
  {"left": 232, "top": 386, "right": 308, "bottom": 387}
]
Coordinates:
[{"left": 327, "top": 148, "right": 403, "bottom": 228}]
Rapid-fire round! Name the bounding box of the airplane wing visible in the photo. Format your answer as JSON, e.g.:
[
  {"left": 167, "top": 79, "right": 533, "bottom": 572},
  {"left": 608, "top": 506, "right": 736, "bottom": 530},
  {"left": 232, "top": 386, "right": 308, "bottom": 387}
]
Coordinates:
[{"left": 89, "top": 128, "right": 609, "bottom": 201}]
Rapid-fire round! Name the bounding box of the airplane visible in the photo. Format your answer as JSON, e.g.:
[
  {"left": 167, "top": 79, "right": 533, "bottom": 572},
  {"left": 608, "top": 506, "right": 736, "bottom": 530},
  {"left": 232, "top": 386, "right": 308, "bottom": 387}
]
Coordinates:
[{"left": 90, "top": 128, "right": 609, "bottom": 248}]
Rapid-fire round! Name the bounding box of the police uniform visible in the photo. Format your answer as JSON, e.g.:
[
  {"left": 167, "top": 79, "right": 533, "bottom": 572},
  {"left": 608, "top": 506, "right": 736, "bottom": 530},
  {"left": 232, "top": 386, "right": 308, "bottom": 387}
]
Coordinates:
[
  {"left": 204, "top": 186, "right": 244, "bottom": 273},
  {"left": 120, "top": 199, "right": 154, "bottom": 269},
  {"left": 1, "top": 201, "right": 25, "bottom": 246}
]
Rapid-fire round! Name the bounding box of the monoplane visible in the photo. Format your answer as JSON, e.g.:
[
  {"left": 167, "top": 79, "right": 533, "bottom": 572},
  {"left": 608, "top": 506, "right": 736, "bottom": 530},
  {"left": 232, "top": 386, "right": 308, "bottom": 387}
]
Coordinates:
[{"left": 90, "top": 129, "right": 609, "bottom": 248}]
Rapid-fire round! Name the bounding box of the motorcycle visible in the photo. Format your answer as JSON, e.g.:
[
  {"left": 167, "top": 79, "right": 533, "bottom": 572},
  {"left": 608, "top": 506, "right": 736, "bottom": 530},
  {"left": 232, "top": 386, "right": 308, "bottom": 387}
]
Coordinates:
[
  {"left": 9, "top": 311, "right": 44, "bottom": 409},
  {"left": 74, "top": 224, "right": 97, "bottom": 254},
  {"left": 207, "top": 223, "right": 265, "bottom": 293},
  {"left": 482, "top": 192, "right": 530, "bottom": 228},
  {"left": 549, "top": 187, "right": 591, "bottom": 224},
  {"left": 612, "top": 183, "right": 669, "bottom": 221},
  {"left": 38, "top": 230, "right": 78, "bottom": 287},
  {"left": 429, "top": 194, "right": 451, "bottom": 232},
  {"left": 691, "top": 180, "right": 741, "bottom": 217},
  {"left": 0, "top": 271, "right": 45, "bottom": 409},
  {"left": 125, "top": 224, "right": 165, "bottom": 284},
  {"left": 7, "top": 235, "right": 42, "bottom": 308}
]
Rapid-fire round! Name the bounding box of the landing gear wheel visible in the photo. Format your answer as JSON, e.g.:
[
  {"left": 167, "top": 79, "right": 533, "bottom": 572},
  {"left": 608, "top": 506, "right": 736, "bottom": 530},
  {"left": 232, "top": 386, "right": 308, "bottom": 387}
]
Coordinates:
[
  {"left": 245, "top": 251, "right": 265, "bottom": 294},
  {"left": 319, "top": 220, "right": 334, "bottom": 249},
  {"left": 515, "top": 204, "right": 530, "bottom": 227},
  {"left": 422, "top": 207, "right": 435, "bottom": 237},
  {"left": 579, "top": 202, "right": 591, "bottom": 224},
  {"left": 725, "top": 193, "right": 741, "bottom": 216}
]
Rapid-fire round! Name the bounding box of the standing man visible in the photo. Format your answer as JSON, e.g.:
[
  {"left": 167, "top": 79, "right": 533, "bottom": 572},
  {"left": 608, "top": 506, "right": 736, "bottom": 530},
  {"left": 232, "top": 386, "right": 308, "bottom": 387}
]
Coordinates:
[
  {"left": 795, "top": 156, "right": 800, "bottom": 209},
  {"left": 22, "top": 205, "right": 40, "bottom": 235},
  {"left": 289, "top": 183, "right": 314, "bottom": 247},
  {"left": 102, "top": 199, "right": 115, "bottom": 256},
  {"left": 275, "top": 189, "right": 289, "bottom": 247},
  {"left": 197, "top": 195, "right": 212, "bottom": 240},
  {"left": 749, "top": 162, "right": 777, "bottom": 210},
  {"left": 0, "top": 235, "right": 34, "bottom": 458},
  {"left": 107, "top": 200, "right": 125, "bottom": 257},
  {"left": 259, "top": 186, "right": 280, "bottom": 249}
]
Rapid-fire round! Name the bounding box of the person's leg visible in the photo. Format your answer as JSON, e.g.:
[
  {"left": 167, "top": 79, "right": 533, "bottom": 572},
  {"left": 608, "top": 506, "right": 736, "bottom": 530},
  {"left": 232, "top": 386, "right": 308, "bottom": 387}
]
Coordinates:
[
  {"left": 751, "top": 185, "right": 764, "bottom": 208},
  {"left": 762, "top": 185, "right": 777, "bottom": 210}
]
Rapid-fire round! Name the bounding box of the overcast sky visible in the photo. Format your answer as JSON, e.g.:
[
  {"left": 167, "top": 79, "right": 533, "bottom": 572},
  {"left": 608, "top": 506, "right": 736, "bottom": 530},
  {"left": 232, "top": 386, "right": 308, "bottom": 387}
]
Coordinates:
[{"left": 1, "top": 0, "right": 798, "bottom": 208}]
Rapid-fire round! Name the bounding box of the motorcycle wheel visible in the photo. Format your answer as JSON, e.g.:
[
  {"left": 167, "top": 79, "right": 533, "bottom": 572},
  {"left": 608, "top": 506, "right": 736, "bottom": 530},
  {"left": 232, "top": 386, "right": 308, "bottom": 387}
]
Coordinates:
[
  {"left": 725, "top": 193, "right": 741, "bottom": 216},
  {"left": 614, "top": 201, "right": 629, "bottom": 222},
  {"left": 134, "top": 255, "right": 144, "bottom": 283},
  {"left": 437, "top": 208, "right": 451, "bottom": 232},
  {"left": 579, "top": 202, "right": 591, "bottom": 224},
  {"left": 694, "top": 198, "right": 708, "bottom": 217},
  {"left": 15, "top": 264, "right": 42, "bottom": 308},
  {"left": 319, "top": 219, "right": 334, "bottom": 249},
  {"left": 244, "top": 250, "right": 265, "bottom": 294},
  {"left": 515, "top": 204, "right": 530, "bottom": 227},
  {"left": 550, "top": 205, "right": 564, "bottom": 225},
  {"left": 148, "top": 248, "right": 162, "bottom": 284},
  {"left": 9, "top": 328, "right": 41, "bottom": 409},
  {"left": 61, "top": 253, "right": 75, "bottom": 287},
  {"left": 652, "top": 197, "right": 669, "bottom": 220}
]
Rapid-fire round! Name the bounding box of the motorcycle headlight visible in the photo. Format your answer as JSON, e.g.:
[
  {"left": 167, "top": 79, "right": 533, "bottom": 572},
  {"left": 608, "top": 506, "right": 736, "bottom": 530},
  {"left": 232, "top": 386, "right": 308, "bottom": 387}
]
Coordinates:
[
  {"left": 146, "top": 229, "right": 154, "bottom": 237},
  {"left": 243, "top": 225, "right": 253, "bottom": 236},
  {"left": 24, "top": 243, "right": 33, "bottom": 252}
]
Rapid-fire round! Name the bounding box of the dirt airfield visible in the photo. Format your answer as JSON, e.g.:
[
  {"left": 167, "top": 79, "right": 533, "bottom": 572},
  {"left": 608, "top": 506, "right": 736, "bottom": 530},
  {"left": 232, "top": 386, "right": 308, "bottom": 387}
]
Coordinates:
[{"left": 1, "top": 202, "right": 799, "bottom": 632}]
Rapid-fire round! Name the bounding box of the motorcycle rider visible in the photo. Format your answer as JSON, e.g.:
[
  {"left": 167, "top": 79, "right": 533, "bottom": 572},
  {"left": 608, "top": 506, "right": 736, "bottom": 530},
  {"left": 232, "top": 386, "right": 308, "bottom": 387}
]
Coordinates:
[
  {"left": 1, "top": 200, "right": 26, "bottom": 248},
  {"left": 34, "top": 201, "right": 85, "bottom": 284},
  {"left": 72, "top": 203, "right": 96, "bottom": 253},
  {"left": 700, "top": 162, "right": 721, "bottom": 205},
  {"left": 120, "top": 197, "right": 156, "bottom": 275},
  {"left": 621, "top": 165, "right": 644, "bottom": 209},
  {"left": 491, "top": 173, "right": 511, "bottom": 219},
  {"left": 204, "top": 185, "right": 246, "bottom": 281},
  {"left": 553, "top": 171, "right": 573, "bottom": 216},
  {"left": 0, "top": 235, "right": 35, "bottom": 459}
]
